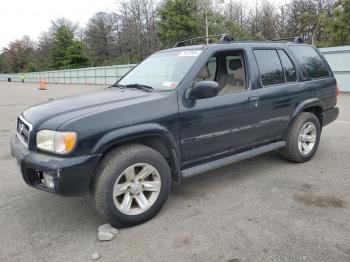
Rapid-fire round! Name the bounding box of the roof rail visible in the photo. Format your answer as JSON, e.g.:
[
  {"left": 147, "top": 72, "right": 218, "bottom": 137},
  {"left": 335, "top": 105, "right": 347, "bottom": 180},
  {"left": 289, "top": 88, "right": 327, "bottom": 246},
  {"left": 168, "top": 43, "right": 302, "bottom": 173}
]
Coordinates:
[
  {"left": 219, "top": 34, "right": 235, "bottom": 43},
  {"left": 173, "top": 34, "right": 235, "bottom": 48},
  {"left": 271, "top": 37, "right": 304, "bottom": 43}
]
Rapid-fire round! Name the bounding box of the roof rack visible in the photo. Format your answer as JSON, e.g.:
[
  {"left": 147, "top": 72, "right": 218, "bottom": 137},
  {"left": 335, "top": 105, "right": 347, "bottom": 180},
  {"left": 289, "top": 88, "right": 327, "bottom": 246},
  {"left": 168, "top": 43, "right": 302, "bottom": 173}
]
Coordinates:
[
  {"left": 271, "top": 37, "right": 304, "bottom": 43},
  {"left": 173, "top": 34, "right": 235, "bottom": 48}
]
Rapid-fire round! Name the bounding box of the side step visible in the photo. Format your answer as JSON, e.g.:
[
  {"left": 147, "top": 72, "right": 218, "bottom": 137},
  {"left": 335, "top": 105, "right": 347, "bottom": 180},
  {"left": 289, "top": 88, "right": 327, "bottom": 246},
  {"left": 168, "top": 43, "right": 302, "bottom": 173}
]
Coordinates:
[{"left": 181, "top": 141, "right": 286, "bottom": 178}]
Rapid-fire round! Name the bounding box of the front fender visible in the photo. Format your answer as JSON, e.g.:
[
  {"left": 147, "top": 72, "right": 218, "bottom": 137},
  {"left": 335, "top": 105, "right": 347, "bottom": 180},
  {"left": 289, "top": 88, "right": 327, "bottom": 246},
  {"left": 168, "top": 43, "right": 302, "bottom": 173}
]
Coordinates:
[
  {"left": 91, "top": 123, "right": 182, "bottom": 183},
  {"left": 91, "top": 123, "right": 180, "bottom": 158}
]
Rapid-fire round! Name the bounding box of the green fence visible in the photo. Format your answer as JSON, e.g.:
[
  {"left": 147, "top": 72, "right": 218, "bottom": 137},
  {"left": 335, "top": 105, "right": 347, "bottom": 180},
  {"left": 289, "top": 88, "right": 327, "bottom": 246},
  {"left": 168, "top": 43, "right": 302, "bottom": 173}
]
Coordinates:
[
  {"left": 0, "top": 64, "right": 135, "bottom": 85},
  {"left": 319, "top": 46, "right": 350, "bottom": 92}
]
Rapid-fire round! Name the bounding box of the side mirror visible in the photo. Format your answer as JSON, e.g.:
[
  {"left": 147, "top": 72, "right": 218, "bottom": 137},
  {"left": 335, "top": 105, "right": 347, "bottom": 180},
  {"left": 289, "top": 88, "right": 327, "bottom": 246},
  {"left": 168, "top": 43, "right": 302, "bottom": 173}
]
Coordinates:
[{"left": 188, "top": 81, "right": 219, "bottom": 100}]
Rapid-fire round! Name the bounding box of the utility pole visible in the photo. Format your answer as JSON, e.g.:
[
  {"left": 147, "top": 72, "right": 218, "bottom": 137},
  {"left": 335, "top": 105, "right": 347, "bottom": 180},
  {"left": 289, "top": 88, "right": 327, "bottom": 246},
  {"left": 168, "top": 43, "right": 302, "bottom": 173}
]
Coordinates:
[{"left": 205, "top": 8, "right": 209, "bottom": 45}]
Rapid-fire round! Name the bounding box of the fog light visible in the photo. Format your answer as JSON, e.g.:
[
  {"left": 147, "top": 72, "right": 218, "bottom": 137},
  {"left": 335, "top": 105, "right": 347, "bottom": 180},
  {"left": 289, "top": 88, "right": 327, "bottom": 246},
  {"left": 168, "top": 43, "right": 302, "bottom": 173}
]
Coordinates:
[{"left": 43, "top": 173, "right": 55, "bottom": 189}]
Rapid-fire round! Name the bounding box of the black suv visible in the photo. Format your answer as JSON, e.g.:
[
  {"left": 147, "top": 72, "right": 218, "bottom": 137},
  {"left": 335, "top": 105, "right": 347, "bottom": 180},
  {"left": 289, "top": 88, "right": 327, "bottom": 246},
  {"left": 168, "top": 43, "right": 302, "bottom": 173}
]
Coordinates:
[{"left": 11, "top": 36, "right": 339, "bottom": 227}]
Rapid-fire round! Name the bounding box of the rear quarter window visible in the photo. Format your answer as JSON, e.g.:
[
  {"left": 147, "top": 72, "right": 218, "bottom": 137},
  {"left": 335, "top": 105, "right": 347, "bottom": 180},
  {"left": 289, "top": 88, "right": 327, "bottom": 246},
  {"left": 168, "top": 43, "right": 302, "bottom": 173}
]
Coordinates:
[{"left": 288, "top": 45, "right": 331, "bottom": 79}]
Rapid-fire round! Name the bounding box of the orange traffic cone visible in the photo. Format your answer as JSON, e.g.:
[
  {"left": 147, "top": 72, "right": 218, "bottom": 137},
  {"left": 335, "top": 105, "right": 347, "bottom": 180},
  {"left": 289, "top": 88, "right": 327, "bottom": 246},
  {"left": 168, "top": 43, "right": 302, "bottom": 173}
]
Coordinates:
[{"left": 39, "top": 79, "right": 47, "bottom": 90}]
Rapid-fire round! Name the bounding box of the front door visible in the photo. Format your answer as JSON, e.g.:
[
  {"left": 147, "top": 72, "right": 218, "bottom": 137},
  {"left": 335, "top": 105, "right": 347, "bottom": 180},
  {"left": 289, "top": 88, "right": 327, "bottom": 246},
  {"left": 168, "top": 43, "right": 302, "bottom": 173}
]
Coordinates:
[{"left": 179, "top": 50, "right": 262, "bottom": 167}]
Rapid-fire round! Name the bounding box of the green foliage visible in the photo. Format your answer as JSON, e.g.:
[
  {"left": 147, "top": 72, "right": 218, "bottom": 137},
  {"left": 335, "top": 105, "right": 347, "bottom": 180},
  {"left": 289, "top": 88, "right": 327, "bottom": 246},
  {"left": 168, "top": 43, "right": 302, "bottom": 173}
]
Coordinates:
[
  {"left": 49, "top": 26, "right": 89, "bottom": 69},
  {"left": 158, "top": 0, "right": 202, "bottom": 47},
  {"left": 205, "top": 12, "right": 250, "bottom": 41},
  {"left": 26, "top": 62, "right": 37, "bottom": 72},
  {"left": 2, "top": 0, "right": 350, "bottom": 73},
  {"left": 49, "top": 26, "right": 73, "bottom": 69},
  {"left": 66, "top": 41, "right": 90, "bottom": 69},
  {"left": 325, "top": 0, "right": 350, "bottom": 46},
  {"left": 223, "top": 20, "right": 251, "bottom": 40}
]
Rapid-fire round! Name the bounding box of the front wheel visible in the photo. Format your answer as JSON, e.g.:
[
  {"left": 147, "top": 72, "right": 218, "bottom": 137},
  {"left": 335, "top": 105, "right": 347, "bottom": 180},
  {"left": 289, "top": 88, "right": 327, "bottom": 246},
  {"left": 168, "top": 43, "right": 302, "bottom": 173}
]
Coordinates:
[
  {"left": 280, "top": 112, "right": 321, "bottom": 163},
  {"left": 92, "top": 144, "right": 172, "bottom": 227}
]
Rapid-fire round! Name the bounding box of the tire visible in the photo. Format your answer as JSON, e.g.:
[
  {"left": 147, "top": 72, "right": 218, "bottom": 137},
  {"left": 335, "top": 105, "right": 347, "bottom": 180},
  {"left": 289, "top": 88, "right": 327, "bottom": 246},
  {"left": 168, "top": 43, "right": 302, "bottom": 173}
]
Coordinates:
[
  {"left": 92, "top": 144, "right": 171, "bottom": 227},
  {"left": 280, "top": 112, "right": 321, "bottom": 163}
]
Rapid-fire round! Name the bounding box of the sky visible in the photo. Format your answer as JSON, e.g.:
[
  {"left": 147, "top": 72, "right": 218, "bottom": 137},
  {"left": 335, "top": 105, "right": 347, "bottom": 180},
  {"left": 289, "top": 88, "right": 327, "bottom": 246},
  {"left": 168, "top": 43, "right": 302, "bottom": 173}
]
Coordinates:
[
  {"left": 0, "top": 0, "right": 288, "bottom": 50},
  {"left": 0, "top": 0, "right": 117, "bottom": 49}
]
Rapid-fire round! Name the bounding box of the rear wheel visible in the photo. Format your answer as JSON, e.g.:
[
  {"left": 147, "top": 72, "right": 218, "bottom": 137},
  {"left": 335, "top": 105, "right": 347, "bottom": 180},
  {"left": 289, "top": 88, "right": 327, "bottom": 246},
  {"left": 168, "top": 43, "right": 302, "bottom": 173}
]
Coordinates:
[
  {"left": 280, "top": 112, "right": 321, "bottom": 163},
  {"left": 92, "top": 144, "right": 171, "bottom": 227}
]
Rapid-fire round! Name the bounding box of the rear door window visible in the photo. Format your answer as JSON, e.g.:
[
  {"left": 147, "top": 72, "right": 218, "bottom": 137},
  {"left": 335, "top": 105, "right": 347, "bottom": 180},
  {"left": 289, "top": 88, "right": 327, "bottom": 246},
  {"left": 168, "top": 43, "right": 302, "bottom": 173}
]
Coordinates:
[
  {"left": 288, "top": 45, "right": 330, "bottom": 79},
  {"left": 277, "top": 50, "right": 297, "bottom": 82},
  {"left": 254, "top": 49, "right": 285, "bottom": 86}
]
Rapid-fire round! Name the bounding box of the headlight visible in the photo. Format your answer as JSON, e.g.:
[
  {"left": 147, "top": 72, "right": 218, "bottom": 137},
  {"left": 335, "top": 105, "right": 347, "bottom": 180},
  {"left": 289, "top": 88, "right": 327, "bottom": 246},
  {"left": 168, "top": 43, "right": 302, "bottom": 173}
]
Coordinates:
[{"left": 36, "top": 130, "right": 77, "bottom": 154}]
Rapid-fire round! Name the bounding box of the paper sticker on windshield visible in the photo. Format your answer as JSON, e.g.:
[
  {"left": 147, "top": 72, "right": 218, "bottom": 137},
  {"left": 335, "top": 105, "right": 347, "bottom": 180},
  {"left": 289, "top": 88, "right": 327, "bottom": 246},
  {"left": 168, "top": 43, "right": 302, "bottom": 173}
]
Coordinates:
[
  {"left": 178, "top": 51, "right": 202, "bottom": 57},
  {"left": 162, "top": 82, "right": 178, "bottom": 88}
]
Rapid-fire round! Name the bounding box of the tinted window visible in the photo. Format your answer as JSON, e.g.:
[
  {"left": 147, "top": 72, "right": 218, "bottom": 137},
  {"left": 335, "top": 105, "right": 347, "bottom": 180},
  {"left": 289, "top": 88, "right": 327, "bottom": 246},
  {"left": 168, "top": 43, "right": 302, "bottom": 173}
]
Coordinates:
[
  {"left": 254, "top": 50, "right": 285, "bottom": 86},
  {"left": 289, "top": 45, "right": 330, "bottom": 79},
  {"left": 278, "top": 50, "right": 297, "bottom": 82}
]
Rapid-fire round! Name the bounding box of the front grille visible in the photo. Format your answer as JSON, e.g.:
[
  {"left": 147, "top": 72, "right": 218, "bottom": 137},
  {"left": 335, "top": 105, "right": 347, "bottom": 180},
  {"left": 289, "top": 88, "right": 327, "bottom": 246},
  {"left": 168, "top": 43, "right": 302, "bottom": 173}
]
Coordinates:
[{"left": 17, "top": 117, "right": 31, "bottom": 147}]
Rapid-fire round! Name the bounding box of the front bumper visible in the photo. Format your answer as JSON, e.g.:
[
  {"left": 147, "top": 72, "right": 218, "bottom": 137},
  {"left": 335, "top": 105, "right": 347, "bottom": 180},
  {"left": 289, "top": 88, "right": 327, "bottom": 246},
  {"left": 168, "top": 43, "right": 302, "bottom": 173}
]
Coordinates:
[
  {"left": 10, "top": 135, "right": 101, "bottom": 196},
  {"left": 322, "top": 107, "right": 339, "bottom": 126}
]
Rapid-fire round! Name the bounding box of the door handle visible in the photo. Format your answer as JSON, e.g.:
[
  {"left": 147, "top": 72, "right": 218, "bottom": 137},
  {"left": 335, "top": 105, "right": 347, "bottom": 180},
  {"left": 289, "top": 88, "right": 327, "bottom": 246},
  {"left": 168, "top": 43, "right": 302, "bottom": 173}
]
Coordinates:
[{"left": 248, "top": 96, "right": 259, "bottom": 107}]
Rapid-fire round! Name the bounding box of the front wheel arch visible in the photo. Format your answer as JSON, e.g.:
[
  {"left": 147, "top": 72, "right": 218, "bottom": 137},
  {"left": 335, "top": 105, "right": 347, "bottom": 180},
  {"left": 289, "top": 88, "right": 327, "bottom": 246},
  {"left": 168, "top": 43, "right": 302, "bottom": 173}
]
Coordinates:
[
  {"left": 89, "top": 135, "right": 181, "bottom": 193},
  {"left": 91, "top": 144, "right": 172, "bottom": 227}
]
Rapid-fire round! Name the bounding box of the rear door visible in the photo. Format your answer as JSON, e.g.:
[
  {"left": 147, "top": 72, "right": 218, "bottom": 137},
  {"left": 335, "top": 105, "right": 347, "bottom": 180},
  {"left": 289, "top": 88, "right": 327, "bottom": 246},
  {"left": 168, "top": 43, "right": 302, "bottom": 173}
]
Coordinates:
[{"left": 252, "top": 48, "right": 311, "bottom": 141}]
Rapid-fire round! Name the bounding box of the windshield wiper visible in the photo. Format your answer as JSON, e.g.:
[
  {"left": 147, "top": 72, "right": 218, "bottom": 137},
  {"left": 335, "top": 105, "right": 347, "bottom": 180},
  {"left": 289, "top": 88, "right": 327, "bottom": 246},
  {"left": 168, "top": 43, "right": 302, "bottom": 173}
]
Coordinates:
[
  {"left": 109, "top": 83, "right": 126, "bottom": 89},
  {"left": 125, "top": 84, "right": 154, "bottom": 92},
  {"left": 109, "top": 83, "right": 154, "bottom": 92}
]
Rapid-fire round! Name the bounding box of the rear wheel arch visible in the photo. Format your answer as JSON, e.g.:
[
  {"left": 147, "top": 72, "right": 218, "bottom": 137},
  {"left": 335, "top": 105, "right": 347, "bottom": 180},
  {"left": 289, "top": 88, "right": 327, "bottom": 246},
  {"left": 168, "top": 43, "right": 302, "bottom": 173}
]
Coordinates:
[
  {"left": 290, "top": 99, "right": 323, "bottom": 125},
  {"left": 302, "top": 106, "right": 323, "bottom": 126},
  {"left": 280, "top": 112, "right": 321, "bottom": 162}
]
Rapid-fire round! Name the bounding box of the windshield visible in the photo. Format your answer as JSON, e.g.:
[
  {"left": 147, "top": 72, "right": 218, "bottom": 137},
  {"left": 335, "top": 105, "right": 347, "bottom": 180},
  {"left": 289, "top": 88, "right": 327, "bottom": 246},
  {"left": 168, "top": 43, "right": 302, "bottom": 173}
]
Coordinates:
[{"left": 118, "top": 50, "right": 202, "bottom": 90}]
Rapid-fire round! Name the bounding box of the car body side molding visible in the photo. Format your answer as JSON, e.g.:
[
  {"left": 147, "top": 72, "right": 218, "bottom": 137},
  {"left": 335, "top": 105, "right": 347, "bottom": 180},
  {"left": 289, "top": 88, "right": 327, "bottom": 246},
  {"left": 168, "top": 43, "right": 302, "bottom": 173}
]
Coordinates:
[{"left": 181, "top": 141, "right": 286, "bottom": 178}]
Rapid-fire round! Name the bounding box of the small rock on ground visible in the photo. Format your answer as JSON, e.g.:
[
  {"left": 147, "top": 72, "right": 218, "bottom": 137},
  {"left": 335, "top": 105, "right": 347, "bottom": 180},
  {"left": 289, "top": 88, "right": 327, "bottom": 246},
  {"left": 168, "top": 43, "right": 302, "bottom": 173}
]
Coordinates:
[
  {"left": 91, "top": 252, "right": 100, "bottom": 261},
  {"left": 98, "top": 231, "right": 115, "bottom": 241},
  {"left": 97, "top": 223, "right": 118, "bottom": 242},
  {"left": 98, "top": 223, "right": 118, "bottom": 235}
]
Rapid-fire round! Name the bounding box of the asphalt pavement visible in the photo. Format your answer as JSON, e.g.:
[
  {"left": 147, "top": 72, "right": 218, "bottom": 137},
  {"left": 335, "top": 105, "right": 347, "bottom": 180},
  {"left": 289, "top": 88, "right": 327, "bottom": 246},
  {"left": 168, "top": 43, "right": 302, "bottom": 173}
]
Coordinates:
[{"left": 0, "top": 82, "right": 349, "bottom": 262}]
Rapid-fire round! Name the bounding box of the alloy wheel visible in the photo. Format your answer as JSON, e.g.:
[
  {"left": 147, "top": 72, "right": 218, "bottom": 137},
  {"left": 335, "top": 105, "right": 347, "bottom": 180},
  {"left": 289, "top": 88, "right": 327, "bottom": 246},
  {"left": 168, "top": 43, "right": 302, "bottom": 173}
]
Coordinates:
[
  {"left": 113, "top": 163, "right": 161, "bottom": 215},
  {"left": 298, "top": 122, "right": 317, "bottom": 155}
]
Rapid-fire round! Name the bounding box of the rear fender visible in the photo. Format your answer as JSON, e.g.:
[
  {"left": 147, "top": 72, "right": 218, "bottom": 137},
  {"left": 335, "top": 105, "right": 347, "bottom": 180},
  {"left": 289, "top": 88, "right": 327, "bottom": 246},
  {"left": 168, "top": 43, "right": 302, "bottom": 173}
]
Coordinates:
[{"left": 284, "top": 98, "right": 324, "bottom": 138}]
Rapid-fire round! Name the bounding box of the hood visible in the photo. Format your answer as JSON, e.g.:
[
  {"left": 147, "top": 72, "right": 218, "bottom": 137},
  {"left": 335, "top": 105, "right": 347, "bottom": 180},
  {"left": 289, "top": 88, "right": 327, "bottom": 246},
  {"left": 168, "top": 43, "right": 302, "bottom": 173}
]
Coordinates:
[{"left": 22, "top": 88, "right": 165, "bottom": 130}]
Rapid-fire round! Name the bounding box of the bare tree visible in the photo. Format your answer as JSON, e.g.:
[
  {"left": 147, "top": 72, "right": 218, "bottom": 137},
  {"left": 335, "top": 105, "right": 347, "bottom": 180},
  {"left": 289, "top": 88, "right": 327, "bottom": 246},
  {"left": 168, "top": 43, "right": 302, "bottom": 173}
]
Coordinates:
[
  {"left": 284, "top": 0, "right": 335, "bottom": 43},
  {"left": 3, "top": 36, "right": 35, "bottom": 72},
  {"left": 85, "top": 12, "right": 119, "bottom": 66},
  {"left": 35, "top": 32, "right": 52, "bottom": 70},
  {"left": 245, "top": 0, "right": 279, "bottom": 40},
  {"left": 117, "top": 0, "right": 159, "bottom": 62},
  {"left": 49, "top": 17, "right": 80, "bottom": 38},
  {"left": 224, "top": 0, "right": 248, "bottom": 31}
]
